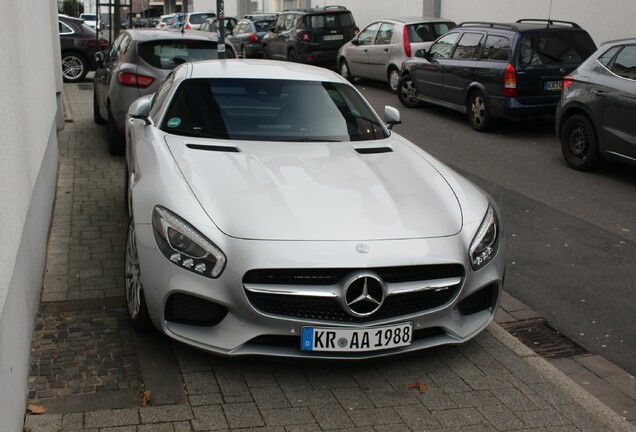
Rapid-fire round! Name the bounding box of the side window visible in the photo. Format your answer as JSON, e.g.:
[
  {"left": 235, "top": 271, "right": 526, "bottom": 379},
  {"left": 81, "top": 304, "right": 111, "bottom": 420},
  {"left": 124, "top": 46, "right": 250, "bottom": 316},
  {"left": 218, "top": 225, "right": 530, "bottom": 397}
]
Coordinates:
[
  {"left": 357, "top": 22, "right": 379, "bottom": 46},
  {"left": 274, "top": 14, "right": 285, "bottom": 31},
  {"left": 150, "top": 73, "right": 175, "bottom": 121},
  {"left": 429, "top": 32, "right": 459, "bottom": 59},
  {"left": 374, "top": 23, "right": 394, "bottom": 45},
  {"left": 107, "top": 33, "right": 125, "bottom": 62},
  {"left": 284, "top": 14, "right": 296, "bottom": 31},
  {"left": 482, "top": 34, "right": 511, "bottom": 61},
  {"left": 59, "top": 21, "right": 73, "bottom": 35},
  {"left": 597, "top": 46, "right": 621, "bottom": 67},
  {"left": 452, "top": 32, "right": 483, "bottom": 59},
  {"left": 120, "top": 34, "right": 132, "bottom": 55},
  {"left": 610, "top": 45, "right": 636, "bottom": 80}
]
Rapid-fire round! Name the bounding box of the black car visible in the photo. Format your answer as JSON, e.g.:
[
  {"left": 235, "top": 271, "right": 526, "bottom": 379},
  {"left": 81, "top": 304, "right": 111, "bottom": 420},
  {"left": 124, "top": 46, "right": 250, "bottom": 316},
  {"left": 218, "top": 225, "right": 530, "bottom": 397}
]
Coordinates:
[
  {"left": 262, "top": 5, "right": 358, "bottom": 67},
  {"left": 228, "top": 14, "right": 277, "bottom": 58},
  {"left": 397, "top": 19, "right": 597, "bottom": 131},
  {"left": 556, "top": 38, "right": 636, "bottom": 170},
  {"left": 58, "top": 14, "right": 108, "bottom": 82}
]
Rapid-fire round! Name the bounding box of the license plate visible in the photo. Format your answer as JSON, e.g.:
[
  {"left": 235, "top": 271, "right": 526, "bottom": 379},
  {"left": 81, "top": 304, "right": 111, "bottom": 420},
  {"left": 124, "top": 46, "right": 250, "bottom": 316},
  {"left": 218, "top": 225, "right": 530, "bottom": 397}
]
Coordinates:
[
  {"left": 323, "top": 34, "right": 344, "bottom": 41},
  {"left": 301, "top": 322, "right": 412, "bottom": 352},
  {"left": 543, "top": 80, "right": 563, "bottom": 91}
]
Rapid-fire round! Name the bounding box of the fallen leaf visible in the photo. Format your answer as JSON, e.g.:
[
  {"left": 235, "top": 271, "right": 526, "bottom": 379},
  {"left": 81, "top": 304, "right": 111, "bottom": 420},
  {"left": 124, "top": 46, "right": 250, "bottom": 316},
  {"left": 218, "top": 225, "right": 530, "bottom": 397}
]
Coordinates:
[
  {"left": 26, "top": 404, "right": 46, "bottom": 414},
  {"left": 407, "top": 381, "right": 428, "bottom": 394},
  {"left": 141, "top": 390, "right": 152, "bottom": 406}
]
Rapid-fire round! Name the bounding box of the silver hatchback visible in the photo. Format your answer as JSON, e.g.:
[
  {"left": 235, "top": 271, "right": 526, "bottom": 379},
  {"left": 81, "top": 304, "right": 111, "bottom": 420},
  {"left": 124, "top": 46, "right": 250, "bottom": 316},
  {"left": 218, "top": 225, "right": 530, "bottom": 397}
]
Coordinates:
[{"left": 337, "top": 17, "right": 455, "bottom": 92}]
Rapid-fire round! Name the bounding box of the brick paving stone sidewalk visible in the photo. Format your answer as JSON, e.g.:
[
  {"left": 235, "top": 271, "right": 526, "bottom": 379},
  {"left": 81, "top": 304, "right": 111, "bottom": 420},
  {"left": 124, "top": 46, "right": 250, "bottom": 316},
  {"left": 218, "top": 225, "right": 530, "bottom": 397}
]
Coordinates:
[{"left": 23, "top": 80, "right": 635, "bottom": 432}]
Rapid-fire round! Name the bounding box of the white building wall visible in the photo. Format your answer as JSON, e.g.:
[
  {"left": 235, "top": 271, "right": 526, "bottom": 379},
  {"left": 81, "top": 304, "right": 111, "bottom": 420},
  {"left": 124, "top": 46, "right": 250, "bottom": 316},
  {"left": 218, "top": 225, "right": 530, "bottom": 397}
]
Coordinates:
[
  {"left": 0, "top": 0, "right": 61, "bottom": 430},
  {"left": 440, "top": 0, "right": 634, "bottom": 46},
  {"left": 326, "top": 0, "right": 425, "bottom": 29},
  {"left": 192, "top": 0, "right": 239, "bottom": 16}
]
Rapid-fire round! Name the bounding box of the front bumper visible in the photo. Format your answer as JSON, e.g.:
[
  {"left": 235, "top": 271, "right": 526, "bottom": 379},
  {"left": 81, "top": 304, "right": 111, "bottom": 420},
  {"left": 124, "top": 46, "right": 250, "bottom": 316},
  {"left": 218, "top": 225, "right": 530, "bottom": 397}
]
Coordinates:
[{"left": 135, "top": 223, "right": 505, "bottom": 359}]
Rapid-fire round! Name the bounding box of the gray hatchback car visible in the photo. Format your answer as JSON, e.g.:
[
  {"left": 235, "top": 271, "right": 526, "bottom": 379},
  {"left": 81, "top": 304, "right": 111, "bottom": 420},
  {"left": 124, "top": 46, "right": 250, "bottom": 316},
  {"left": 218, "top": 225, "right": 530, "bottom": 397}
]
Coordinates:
[
  {"left": 556, "top": 38, "right": 636, "bottom": 170},
  {"left": 337, "top": 17, "right": 455, "bottom": 92},
  {"left": 93, "top": 29, "right": 236, "bottom": 154}
]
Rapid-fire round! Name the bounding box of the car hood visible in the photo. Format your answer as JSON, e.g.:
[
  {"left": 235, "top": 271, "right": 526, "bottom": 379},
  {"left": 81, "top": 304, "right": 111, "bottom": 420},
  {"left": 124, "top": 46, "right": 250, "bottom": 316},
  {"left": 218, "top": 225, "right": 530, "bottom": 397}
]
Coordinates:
[{"left": 165, "top": 135, "right": 462, "bottom": 241}]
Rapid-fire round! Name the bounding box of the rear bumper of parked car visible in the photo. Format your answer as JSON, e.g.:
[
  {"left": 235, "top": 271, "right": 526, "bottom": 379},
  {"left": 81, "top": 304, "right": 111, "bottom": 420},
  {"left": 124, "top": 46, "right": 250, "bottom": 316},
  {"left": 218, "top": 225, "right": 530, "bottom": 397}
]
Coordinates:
[
  {"left": 297, "top": 45, "right": 341, "bottom": 67},
  {"left": 487, "top": 94, "right": 560, "bottom": 119},
  {"left": 134, "top": 223, "right": 505, "bottom": 359}
]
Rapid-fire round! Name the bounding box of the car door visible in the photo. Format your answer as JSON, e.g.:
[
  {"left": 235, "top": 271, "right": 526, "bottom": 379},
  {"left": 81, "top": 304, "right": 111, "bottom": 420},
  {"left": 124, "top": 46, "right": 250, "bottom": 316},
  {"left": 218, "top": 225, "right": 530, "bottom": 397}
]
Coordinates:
[
  {"left": 414, "top": 32, "right": 459, "bottom": 101},
  {"left": 593, "top": 44, "right": 636, "bottom": 159},
  {"left": 441, "top": 32, "right": 483, "bottom": 107},
  {"left": 366, "top": 22, "right": 395, "bottom": 81},
  {"left": 265, "top": 14, "right": 287, "bottom": 59},
  {"left": 346, "top": 21, "right": 380, "bottom": 78},
  {"left": 94, "top": 32, "right": 126, "bottom": 118},
  {"left": 228, "top": 20, "right": 248, "bottom": 54}
]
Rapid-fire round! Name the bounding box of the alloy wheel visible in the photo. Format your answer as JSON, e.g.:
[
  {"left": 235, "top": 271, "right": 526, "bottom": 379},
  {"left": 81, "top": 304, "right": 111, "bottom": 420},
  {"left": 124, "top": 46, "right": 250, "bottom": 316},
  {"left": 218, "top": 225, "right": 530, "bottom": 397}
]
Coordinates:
[
  {"left": 62, "top": 55, "right": 85, "bottom": 81},
  {"left": 471, "top": 95, "right": 487, "bottom": 126}
]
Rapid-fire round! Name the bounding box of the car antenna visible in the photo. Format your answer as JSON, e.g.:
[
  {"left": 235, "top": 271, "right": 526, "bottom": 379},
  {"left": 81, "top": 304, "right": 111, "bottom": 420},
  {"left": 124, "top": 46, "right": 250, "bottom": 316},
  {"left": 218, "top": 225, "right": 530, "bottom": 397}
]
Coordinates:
[{"left": 547, "top": 0, "right": 554, "bottom": 27}]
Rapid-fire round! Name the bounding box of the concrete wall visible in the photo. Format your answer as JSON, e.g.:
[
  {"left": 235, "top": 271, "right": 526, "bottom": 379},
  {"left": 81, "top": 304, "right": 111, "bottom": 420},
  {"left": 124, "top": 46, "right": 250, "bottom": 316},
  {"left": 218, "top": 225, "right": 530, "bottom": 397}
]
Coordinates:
[
  {"left": 0, "top": 0, "right": 61, "bottom": 430},
  {"left": 440, "top": 0, "right": 634, "bottom": 46}
]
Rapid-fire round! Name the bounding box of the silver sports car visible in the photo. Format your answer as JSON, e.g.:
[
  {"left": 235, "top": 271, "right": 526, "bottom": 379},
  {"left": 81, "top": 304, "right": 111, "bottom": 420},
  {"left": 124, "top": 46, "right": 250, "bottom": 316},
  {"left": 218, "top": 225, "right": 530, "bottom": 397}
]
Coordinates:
[{"left": 125, "top": 59, "right": 505, "bottom": 359}]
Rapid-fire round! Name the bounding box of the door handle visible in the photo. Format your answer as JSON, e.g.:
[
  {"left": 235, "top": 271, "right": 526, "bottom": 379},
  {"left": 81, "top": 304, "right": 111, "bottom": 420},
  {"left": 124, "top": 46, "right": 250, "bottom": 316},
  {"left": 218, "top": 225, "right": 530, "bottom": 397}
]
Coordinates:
[
  {"left": 384, "top": 48, "right": 389, "bottom": 52},
  {"left": 363, "top": 49, "right": 368, "bottom": 53},
  {"left": 593, "top": 89, "right": 607, "bottom": 97}
]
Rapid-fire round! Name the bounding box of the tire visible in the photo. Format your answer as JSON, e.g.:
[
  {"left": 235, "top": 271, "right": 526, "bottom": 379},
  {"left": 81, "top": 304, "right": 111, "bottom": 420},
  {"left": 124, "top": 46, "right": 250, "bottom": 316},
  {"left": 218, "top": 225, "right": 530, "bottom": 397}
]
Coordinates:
[
  {"left": 388, "top": 67, "right": 400, "bottom": 93},
  {"left": 93, "top": 90, "right": 106, "bottom": 125},
  {"left": 108, "top": 108, "right": 125, "bottom": 155},
  {"left": 339, "top": 59, "right": 354, "bottom": 83},
  {"left": 397, "top": 75, "right": 422, "bottom": 108},
  {"left": 262, "top": 46, "right": 270, "bottom": 59},
  {"left": 467, "top": 91, "right": 494, "bottom": 132},
  {"left": 287, "top": 48, "right": 298, "bottom": 62},
  {"left": 125, "top": 217, "right": 154, "bottom": 333},
  {"left": 560, "top": 114, "right": 601, "bottom": 171},
  {"left": 241, "top": 46, "right": 249, "bottom": 59},
  {"left": 61, "top": 51, "right": 89, "bottom": 83}
]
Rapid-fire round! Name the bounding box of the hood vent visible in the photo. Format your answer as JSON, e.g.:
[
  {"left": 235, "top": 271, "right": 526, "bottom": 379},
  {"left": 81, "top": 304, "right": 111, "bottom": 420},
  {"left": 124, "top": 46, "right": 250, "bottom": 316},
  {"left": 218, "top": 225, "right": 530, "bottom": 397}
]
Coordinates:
[
  {"left": 186, "top": 144, "right": 240, "bottom": 153},
  {"left": 354, "top": 146, "right": 393, "bottom": 155}
]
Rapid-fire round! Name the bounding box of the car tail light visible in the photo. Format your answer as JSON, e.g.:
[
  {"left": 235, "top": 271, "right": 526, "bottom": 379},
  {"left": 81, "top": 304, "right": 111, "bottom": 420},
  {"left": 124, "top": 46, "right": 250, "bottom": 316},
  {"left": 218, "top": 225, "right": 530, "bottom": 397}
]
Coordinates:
[
  {"left": 248, "top": 32, "right": 258, "bottom": 42},
  {"left": 402, "top": 25, "right": 411, "bottom": 57},
  {"left": 503, "top": 63, "right": 517, "bottom": 97},
  {"left": 87, "top": 39, "right": 109, "bottom": 48},
  {"left": 306, "top": 55, "right": 314, "bottom": 62},
  {"left": 353, "top": 26, "right": 360, "bottom": 36},
  {"left": 562, "top": 74, "right": 574, "bottom": 91},
  {"left": 299, "top": 31, "right": 312, "bottom": 42},
  {"left": 118, "top": 72, "right": 155, "bottom": 88},
  {"left": 185, "top": 23, "right": 191, "bottom": 30}
]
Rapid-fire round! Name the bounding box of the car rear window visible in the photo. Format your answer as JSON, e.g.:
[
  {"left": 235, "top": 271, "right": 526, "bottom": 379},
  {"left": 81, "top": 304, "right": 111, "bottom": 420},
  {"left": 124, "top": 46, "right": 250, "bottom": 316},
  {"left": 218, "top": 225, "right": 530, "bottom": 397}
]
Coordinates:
[
  {"left": 161, "top": 78, "right": 388, "bottom": 142},
  {"left": 254, "top": 20, "right": 275, "bottom": 32},
  {"left": 190, "top": 13, "right": 215, "bottom": 24},
  {"left": 138, "top": 40, "right": 235, "bottom": 70},
  {"left": 518, "top": 32, "right": 596, "bottom": 67},
  {"left": 305, "top": 12, "right": 354, "bottom": 29},
  {"left": 408, "top": 22, "right": 455, "bottom": 43}
]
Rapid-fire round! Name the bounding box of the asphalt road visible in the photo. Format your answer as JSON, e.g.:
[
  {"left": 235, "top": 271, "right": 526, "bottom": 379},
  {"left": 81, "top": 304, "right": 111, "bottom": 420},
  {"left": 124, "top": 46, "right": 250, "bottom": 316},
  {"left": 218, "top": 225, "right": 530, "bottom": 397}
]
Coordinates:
[{"left": 356, "top": 79, "right": 636, "bottom": 376}]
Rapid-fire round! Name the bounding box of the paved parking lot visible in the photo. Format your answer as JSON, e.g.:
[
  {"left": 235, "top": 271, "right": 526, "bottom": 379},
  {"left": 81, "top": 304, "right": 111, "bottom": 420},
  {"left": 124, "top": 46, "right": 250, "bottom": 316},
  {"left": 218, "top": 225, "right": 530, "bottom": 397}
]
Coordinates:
[{"left": 23, "top": 81, "right": 634, "bottom": 432}]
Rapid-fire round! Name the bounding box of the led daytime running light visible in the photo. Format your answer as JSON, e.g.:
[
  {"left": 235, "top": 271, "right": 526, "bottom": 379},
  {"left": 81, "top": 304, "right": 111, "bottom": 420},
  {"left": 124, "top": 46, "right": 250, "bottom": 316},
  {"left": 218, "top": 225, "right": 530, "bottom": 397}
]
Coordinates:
[{"left": 469, "top": 206, "right": 498, "bottom": 271}]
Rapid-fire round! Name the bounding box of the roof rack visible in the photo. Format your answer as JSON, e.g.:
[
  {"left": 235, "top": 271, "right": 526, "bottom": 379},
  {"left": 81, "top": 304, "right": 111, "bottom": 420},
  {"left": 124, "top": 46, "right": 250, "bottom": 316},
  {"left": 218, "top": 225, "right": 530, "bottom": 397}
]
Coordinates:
[
  {"left": 515, "top": 19, "right": 581, "bottom": 28},
  {"left": 459, "top": 22, "right": 519, "bottom": 31},
  {"left": 324, "top": 5, "right": 348, "bottom": 10}
]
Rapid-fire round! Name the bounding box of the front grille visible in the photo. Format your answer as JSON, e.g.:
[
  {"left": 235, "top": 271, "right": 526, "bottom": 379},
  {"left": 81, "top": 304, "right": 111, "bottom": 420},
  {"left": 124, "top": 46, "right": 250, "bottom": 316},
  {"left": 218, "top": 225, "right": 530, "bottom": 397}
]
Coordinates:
[
  {"left": 244, "top": 265, "right": 463, "bottom": 323},
  {"left": 165, "top": 293, "right": 228, "bottom": 326}
]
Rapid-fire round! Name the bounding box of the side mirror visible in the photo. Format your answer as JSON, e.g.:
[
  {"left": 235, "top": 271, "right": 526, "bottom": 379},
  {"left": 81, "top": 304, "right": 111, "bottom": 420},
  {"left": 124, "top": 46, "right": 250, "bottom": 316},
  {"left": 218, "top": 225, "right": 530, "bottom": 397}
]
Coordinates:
[
  {"left": 414, "top": 49, "right": 426, "bottom": 58},
  {"left": 350, "top": 36, "right": 359, "bottom": 46},
  {"left": 95, "top": 51, "right": 105, "bottom": 68},
  {"left": 129, "top": 96, "right": 153, "bottom": 126},
  {"left": 384, "top": 106, "right": 401, "bottom": 130}
]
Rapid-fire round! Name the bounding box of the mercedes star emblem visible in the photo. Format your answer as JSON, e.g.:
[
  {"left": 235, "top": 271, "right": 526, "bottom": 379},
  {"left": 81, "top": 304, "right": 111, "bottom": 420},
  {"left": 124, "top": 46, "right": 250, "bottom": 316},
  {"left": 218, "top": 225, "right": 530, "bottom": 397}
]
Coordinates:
[{"left": 344, "top": 275, "right": 385, "bottom": 317}]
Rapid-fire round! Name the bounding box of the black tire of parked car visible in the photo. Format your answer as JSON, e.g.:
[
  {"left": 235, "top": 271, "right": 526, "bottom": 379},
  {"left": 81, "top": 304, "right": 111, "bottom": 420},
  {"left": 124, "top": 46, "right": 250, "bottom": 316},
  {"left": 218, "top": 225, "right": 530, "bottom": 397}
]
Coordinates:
[
  {"left": 388, "top": 67, "right": 400, "bottom": 94},
  {"left": 287, "top": 48, "right": 298, "bottom": 62},
  {"left": 397, "top": 75, "right": 422, "bottom": 108},
  {"left": 262, "top": 45, "right": 270, "bottom": 59},
  {"left": 339, "top": 59, "right": 354, "bottom": 83},
  {"left": 468, "top": 90, "right": 494, "bottom": 132},
  {"left": 560, "top": 114, "right": 601, "bottom": 171},
  {"left": 61, "top": 51, "right": 89, "bottom": 83},
  {"left": 93, "top": 91, "right": 107, "bottom": 125},
  {"left": 108, "top": 108, "right": 125, "bottom": 155},
  {"left": 125, "top": 217, "right": 155, "bottom": 333}
]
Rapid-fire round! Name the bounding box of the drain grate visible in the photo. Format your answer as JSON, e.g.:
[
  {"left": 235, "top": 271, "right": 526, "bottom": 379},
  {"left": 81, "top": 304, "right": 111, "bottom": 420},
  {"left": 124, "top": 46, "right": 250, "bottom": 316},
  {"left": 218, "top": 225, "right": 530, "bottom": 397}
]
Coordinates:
[
  {"left": 500, "top": 318, "right": 588, "bottom": 359},
  {"left": 77, "top": 83, "right": 93, "bottom": 91}
]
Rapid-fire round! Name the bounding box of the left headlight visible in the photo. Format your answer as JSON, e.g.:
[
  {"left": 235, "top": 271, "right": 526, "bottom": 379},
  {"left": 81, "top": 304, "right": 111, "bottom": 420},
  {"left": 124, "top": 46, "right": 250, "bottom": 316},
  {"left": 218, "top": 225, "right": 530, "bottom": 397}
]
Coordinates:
[
  {"left": 152, "top": 206, "right": 226, "bottom": 278},
  {"left": 469, "top": 205, "right": 499, "bottom": 271}
]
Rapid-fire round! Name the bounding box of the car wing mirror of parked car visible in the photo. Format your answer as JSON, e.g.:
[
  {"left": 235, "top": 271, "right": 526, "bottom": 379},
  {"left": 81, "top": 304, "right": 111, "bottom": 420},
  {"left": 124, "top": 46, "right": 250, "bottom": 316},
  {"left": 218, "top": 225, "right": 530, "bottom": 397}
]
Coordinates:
[
  {"left": 384, "top": 106, "right": 401, "bottom": 130},
  {"left": 129, "top": 96, "right": 153, "bottom": 126},
  {"left": 414, "top": 49, "right": 427, "bottom": 58},
  {"left": 350, "top": 36, "right": 359, "bottom": 45},
  {"left": 95, "top": 51, "right": 105, "bottom": 68}
]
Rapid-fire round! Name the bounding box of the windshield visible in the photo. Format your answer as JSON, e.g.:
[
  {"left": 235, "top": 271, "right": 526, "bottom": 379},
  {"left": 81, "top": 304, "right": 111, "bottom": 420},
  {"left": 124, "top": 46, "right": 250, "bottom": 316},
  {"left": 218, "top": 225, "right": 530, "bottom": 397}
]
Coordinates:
[
  {"left": 161, "top": 78, "right": 388, "bottom": 142},
  {"left": 81, "top": 14, "right": 97, "bottom": 20},
  {"left": 138, "top": 41, "right": 236, "bottom": 70}
]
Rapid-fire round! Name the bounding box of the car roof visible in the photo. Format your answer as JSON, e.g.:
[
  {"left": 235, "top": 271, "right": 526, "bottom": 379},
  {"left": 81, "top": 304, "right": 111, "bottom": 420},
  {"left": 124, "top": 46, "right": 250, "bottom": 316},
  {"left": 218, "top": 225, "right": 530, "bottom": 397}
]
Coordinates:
[
  {"left": 58, "top": 14, "right": 82, "bottom": 22},
  {"left": 188, "top": 59, "right": 345, "bottom": 83},
  {"left": 459, "top": 20, "right": 588, "bottom": 34},
  {"left": 385, "top": 16, "right": 455, "bottom": 25},
  {"left": 601, "top": 37, "right": 636, "bottom": 46},
  {"left": 123, "top": 29, "right": 219, "bottom": 41}
]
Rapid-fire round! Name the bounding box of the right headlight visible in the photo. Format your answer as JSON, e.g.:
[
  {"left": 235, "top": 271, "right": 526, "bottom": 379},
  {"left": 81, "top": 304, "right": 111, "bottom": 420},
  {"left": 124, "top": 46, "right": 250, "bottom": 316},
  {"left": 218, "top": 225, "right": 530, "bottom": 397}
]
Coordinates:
[
  {"left": 469, "top": 205, "right": 499, "bottom": 271},
  {"left": 152, "top": 206, "right": 226, "bottom": 278}
]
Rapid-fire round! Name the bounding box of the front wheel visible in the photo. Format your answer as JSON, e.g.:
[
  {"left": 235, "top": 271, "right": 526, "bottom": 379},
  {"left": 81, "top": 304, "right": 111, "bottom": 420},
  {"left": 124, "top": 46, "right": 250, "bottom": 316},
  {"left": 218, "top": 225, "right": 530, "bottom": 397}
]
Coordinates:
[
  {"left": 287, "top": 49, "right": 298, "bottom": 62},
  {"left": 560, "top": 114, "right": 601, "bottom": 170},
  {"left": 388, "top": 67, "right": 400, "bottom": 93},
  {"left": 108, "top": 108, "right": 125, "bottom": 155},
  {"left": 468, "top": 91, "right": 494, "bottom": 132},
  {"left": 125, "top": 218, "right": 154, "bottom": 333},
  {"left": 397, "top": 75, "right": 422, "bottom": 108},
  {"left": 339, "top": 59, "right": 354, "bottom": 83},
  {"left": 61, "top": 52, "right": 88, "bottom": 83}
]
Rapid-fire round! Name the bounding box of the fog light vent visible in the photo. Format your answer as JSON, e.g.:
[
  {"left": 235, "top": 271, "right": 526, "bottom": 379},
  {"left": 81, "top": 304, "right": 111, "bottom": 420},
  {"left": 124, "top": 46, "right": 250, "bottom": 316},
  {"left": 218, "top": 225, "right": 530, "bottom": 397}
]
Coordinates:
[
  {"left": 165, "top": 293, "right": 228, "bottom": 326},
  {"left": 457, "top": 285, "right": 496, "bottom": 315}
]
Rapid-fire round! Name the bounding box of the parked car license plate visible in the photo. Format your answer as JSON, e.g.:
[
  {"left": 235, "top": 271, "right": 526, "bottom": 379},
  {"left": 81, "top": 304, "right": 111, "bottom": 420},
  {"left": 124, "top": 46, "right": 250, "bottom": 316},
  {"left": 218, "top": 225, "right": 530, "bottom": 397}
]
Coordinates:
[
  {"left": 543, "top": 80, "right": 563, "bottom": 91},
  {"left": 323, "top": 34, "right": 344, "bottom": 41},
  {"left": 301, "top": 322, "right": 412, "bottom": 352}
]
